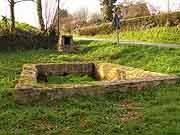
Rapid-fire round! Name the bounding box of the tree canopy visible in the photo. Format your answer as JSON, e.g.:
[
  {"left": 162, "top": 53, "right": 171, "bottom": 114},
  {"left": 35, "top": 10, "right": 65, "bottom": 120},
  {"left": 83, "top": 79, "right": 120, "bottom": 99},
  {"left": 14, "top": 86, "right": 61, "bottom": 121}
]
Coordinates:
[{"left": 100, "top": 0, "right": 117, "bottom": 21}]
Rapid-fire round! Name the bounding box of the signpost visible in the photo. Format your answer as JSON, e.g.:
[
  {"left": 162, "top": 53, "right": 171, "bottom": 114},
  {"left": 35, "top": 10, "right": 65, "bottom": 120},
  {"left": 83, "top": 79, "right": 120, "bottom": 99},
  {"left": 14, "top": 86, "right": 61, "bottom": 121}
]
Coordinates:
[
  {"left": 116, "top": 26, "right": 120, "bottom": 45},
  {"left": 112, "top": 10, "right": 121, "bottom": 45},
  {"left": 168, "top": 0, "right": 170, "bottom": 13}
]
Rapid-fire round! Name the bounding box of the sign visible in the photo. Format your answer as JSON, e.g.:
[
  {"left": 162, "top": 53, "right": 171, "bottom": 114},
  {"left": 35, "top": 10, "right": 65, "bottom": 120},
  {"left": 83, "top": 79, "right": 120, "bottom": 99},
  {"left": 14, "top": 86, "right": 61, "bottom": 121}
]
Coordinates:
[{"left": 112, "top": 12, "right": 121, "bottom": 45}]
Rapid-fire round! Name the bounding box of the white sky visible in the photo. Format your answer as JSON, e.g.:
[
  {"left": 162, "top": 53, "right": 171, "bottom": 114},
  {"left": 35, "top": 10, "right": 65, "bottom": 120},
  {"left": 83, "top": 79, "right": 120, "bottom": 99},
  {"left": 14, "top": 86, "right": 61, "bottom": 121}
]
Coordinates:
[{"left": 0, "top": 0, "right": 179, "bottom": 27}]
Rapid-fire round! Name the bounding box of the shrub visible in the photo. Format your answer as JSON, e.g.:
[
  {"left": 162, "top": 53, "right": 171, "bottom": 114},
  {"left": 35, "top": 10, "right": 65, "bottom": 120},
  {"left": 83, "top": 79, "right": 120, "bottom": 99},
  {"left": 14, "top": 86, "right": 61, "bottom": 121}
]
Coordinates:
[
  {"left": 0, "top": 22, "right": 58, "bottom": 51},
  {"left": 120, "top": 11, "right": 180, "bottom": 31},
  {"left": 79, "top": 24, "right": 113, "bottom": 36},
  {"left": 79, "top": 12, "right": 180, "bottom": 36}
]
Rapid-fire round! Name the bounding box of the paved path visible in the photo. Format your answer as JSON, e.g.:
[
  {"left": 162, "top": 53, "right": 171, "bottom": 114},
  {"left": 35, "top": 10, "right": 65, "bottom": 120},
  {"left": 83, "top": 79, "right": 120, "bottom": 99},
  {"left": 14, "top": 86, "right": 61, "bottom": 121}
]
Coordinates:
[{"left": 74, "top": 37, "right": 180, "bottom": 49}]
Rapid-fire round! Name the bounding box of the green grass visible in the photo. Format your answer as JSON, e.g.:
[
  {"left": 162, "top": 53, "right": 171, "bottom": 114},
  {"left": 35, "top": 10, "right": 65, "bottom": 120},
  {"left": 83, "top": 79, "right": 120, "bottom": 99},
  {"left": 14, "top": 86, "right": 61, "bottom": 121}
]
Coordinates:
[
  {"left": 77, "top": 27, "right": 180, "bottom": 44},
  {"left": 46, "top": 74, "right": 96, "bottom": 84},
  {"left": 0, "top": 41, "right": 180, "bottom": 134},
  {"left": 1, "top": 85, "right": 180, "bottom": 134},
  {"left": 1, "top": 40, "right": 180, "bottom": 88}
]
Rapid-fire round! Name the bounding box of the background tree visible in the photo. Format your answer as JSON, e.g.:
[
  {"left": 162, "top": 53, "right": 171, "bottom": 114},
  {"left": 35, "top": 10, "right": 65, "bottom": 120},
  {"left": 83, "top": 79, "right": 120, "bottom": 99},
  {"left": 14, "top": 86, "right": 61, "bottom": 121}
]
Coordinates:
[
  {"left": 100, "top": 0, "right": 117, "bottom": 21},
  {"left": 59, "top": 9, "right": 69, "bottom": 17},
  {"left": 73, "top": 8, "right": 89, "bottom": 22},
  {"left": 8, "top": 0, "right": 34, "bottom": 32},
  {"left": 115, "top": 0, "right": 150, "bottom": 19},
  {"left": 87, "top": 12, "right": 102, "bottom": 25},
  {"left": 36, "top": 0, "right": 45, "bottom": 31},
  {"left": 43, "top": 0, "right": 59, "bottom": 31},
  {"left": 53, "top": 8, "right": 73, "bottom": 33}
]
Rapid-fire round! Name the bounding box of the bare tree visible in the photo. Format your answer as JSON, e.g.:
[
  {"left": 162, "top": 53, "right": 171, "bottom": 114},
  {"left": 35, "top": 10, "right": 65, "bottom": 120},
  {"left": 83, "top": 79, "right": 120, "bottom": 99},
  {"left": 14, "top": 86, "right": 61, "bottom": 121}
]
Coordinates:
[
  {"left": 43, "top": 0, "right": 58, "bottom": 31},
  {"left": 87, "top": 12, "right": 102, "bottom": 24},
  {"left": 74, "top": 8, "right": 89, "bottom": 22},
  {"left": 7, "top": 0, "right": 34, "bottom": 32}
]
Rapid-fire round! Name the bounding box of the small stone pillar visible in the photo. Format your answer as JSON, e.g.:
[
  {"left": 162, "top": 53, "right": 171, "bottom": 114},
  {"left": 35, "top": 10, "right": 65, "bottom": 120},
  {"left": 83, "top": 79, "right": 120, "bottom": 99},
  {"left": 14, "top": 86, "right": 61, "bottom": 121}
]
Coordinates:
[{"left": 58, "top": 35, "right": 74, "bottom": 53}]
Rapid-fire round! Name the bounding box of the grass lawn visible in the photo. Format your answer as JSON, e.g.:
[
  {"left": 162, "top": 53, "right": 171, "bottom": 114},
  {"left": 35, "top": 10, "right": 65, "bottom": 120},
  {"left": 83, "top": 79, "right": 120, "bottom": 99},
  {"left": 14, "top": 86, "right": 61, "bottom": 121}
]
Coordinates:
[
  {"left": 77, "top": 27, "right": 180, "bottom": 44},
  {"left": 0, "top": 40, "right": 180, "bottom": 134},
  {"left": 46, "top": 74, "right": 96, "bottom": 84}
]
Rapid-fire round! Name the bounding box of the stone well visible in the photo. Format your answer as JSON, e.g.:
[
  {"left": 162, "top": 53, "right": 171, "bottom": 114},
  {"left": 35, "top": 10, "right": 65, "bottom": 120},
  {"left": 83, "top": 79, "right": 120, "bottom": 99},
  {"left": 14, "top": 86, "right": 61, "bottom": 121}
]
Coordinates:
[
  {"left": 15, "top": 63, "right": 180, "bottom": 103},
  {"left": 58, "top": 35, "right": 78, "bottom": 53}
]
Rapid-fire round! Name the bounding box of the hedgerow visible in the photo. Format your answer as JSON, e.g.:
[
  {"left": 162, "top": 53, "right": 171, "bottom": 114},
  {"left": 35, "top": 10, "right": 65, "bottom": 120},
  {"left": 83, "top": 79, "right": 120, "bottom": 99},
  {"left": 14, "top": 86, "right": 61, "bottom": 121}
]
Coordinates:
[
  {"left": 79, "top": 12, "right": 180, "bottom": 36},
  {"left": 0, "top": 21, "right": 58, "bottom": 51}
]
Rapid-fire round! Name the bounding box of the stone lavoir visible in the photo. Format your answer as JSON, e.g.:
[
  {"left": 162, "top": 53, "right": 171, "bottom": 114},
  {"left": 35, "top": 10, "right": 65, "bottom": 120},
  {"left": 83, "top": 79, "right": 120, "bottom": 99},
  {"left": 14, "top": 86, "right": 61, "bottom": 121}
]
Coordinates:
[{"left": 15, "top": 63, "right": 180, "bottom": 103}]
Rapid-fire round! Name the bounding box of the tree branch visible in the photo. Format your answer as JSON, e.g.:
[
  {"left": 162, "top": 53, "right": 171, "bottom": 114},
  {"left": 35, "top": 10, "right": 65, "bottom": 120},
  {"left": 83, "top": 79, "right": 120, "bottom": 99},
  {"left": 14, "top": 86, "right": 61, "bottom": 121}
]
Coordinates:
[
  {"left": 15, "top": 0, "right": 34, "bottom": 4},
  {"left": 8, "top": 0, "right": 11, "bottom": 3}
]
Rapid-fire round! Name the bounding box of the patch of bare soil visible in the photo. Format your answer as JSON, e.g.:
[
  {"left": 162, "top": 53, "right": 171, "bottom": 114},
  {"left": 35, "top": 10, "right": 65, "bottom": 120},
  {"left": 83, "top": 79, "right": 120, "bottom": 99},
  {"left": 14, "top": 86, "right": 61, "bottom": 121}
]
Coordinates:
[{"left": 119, "top": 100, "right": 143, "bottom": 123}]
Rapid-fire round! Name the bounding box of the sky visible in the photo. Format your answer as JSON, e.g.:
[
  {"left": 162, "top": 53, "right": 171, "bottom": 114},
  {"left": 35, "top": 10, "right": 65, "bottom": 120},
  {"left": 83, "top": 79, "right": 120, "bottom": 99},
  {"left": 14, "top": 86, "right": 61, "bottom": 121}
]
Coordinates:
[{"left": 0, "top": 0, "right": 179, "bottom": 27}]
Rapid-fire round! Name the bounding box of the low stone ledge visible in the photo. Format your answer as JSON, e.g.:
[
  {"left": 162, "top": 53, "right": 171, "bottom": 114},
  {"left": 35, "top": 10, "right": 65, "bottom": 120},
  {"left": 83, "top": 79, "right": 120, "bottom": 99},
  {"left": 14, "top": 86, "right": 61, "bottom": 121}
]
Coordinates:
[{"left": 15, "top": 78, "right": 180, "bottom": 103}]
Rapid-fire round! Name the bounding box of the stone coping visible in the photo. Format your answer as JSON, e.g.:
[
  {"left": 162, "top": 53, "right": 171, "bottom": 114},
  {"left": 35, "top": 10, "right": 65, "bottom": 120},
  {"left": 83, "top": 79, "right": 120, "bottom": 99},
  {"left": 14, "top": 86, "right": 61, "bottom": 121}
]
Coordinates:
[{"left": 15, "top": 63, "right": 180, "bottom": 103}]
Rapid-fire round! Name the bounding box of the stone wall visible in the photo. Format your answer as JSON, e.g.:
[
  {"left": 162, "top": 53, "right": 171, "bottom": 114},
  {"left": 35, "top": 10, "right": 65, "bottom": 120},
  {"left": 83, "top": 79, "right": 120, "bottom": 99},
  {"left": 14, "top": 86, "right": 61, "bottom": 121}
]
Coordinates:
[
  {"left": 15, "top": 64, "right": 37, "bottom": 89},
  {"left": 95, "top": 63, "right": 170, "bottom": 81},
  {"left": 95, "top": 63, "right": 126, "bottom": 80},
  {"left": 58, "top": 35, "right": 79, "bottom": 53},
  {"left": 15, "top": 76, "right": 180, "bottom": 104},
  {"left": 36, "top": 63, "right": 95, "bottom": 76}
]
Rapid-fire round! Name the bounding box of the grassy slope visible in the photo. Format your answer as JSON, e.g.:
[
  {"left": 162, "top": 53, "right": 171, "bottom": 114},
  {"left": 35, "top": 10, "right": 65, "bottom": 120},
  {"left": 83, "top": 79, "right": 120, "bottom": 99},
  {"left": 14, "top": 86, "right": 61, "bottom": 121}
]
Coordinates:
[
  {"left": 0, "top": 41, "right": 180, "bottom": 134},
  {"left": 77, "top": 27, "right": 180, "bottom": 44}
]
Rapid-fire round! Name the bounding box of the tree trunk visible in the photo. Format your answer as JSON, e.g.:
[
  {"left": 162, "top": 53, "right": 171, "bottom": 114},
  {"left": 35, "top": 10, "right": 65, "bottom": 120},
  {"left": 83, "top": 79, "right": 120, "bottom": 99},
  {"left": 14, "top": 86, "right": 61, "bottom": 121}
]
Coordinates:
[
  {"left": 10, "top": 0, "right": 15, "bottom": 32},
  {"left": 36, "top": 0, "right": 45, "bottom": 31}
]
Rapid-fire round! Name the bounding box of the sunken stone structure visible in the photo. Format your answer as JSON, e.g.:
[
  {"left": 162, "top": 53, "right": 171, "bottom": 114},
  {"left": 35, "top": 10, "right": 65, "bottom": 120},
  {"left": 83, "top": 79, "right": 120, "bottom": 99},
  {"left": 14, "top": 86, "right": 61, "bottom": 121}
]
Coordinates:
[{"left": 15, "top": 63, "right": 180, "bottom": 103}]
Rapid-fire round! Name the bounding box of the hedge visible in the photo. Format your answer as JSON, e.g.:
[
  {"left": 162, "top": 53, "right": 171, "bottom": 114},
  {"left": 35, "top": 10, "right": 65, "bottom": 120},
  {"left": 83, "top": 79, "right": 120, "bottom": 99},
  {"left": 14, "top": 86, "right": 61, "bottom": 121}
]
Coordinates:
[
  {"left": 79, "top": 24, "right": 113, "bottom": 36},
  {"left": 0, "top": 22, "right": 58, "bottom": 51},
  {"left": 79, "top": 12, "right": 180, "bottom": 36}
]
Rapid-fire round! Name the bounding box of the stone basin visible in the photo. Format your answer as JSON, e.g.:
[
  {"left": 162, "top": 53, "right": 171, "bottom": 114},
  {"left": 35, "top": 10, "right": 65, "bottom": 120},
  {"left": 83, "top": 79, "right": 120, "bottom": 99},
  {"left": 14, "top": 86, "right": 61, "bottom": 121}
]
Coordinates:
[{"left": 15, "top": 63, "right": 180, "bottom": 103}]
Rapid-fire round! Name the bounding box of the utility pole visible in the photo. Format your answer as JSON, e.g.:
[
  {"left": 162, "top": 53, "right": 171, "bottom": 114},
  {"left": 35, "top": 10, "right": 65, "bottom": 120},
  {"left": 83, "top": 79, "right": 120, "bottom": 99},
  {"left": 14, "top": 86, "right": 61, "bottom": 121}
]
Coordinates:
[
  {"left": 168, "top": 0, "right": 170, "bottom": 13},
  {"left": 57, "top": 0, "right": 60, "bottom": 37},
  {"left": 166, "top": 0, "right": 170, "bottom": 26}
]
